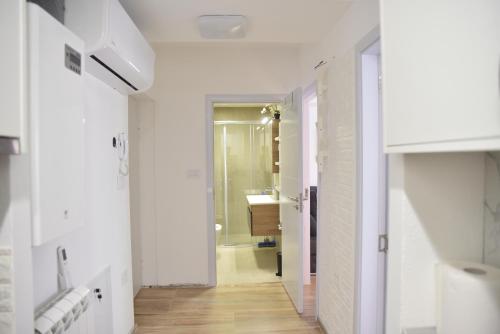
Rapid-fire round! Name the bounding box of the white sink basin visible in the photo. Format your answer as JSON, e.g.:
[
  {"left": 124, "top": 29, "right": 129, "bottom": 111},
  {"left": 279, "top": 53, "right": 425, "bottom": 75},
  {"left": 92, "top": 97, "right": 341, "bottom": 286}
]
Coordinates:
[{"left": 246, "top": 194, "right": 279, "bottom": 206}]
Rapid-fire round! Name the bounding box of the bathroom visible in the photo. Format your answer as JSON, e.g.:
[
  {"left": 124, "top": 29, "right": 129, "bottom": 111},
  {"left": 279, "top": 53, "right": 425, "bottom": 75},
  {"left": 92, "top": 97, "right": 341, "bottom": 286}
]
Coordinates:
[{"left": 213, "top": 103, "right": 282, "bottom": 285}]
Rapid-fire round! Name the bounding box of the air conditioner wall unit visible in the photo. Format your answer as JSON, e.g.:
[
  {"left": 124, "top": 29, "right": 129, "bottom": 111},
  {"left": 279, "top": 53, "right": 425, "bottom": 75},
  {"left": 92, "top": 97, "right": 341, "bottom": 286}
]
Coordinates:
[{"left": 65, "top": 0, "right": 155, "bottom": 95}]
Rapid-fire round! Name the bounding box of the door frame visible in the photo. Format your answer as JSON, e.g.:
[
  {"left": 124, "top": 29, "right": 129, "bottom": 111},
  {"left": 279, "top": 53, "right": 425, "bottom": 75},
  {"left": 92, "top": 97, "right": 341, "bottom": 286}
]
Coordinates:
[
  {"left": 205, "top": 94, "right": 285, "bottom": 287},
  {"left": 302, "top": 84, "right": 314, "bottom": 287},
  {"left": 354, "top": 27, "right": 387, "bottom": 334},
  {"left": 302, "top": 83, "right": 319, "bottom": 318}
]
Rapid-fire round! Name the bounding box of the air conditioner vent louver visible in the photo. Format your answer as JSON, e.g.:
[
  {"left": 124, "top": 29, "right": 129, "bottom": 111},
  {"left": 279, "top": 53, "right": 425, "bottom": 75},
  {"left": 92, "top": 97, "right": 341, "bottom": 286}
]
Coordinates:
[{"left": 90, "top": 55, "right": 138, "bottom": 91}]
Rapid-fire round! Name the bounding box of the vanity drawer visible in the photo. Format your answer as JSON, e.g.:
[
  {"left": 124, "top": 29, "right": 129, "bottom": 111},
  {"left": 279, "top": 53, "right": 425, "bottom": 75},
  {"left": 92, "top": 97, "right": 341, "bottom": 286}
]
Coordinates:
[{"left": 248, "top": 204, "right": 280, "bottom": 236}]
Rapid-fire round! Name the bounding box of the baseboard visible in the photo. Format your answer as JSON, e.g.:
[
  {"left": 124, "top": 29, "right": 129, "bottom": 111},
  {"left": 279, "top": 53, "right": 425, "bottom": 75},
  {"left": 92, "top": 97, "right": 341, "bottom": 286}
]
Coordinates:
[{"left": 140, "top": 284, "right": 211, "bottom": 289}]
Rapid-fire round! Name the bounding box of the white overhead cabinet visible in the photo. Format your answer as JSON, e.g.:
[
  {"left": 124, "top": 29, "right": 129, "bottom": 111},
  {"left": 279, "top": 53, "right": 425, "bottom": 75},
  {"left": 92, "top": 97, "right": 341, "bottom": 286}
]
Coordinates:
[
  {"left": 0, "top": 0, "right": 26, "bottom": 154},
  {"left": 381, "top": 0, "right": 500, "bottom": 153}
]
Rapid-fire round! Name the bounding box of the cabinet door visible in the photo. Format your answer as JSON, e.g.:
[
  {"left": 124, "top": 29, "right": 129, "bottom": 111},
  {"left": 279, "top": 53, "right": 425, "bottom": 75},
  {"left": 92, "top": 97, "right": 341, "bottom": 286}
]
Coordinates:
[
  {"left": 381, "top": 0, "right": 500, "bottom": 153},
  {"left": 0, "top": 0, "right": 26, "bottom": 149},
  {"left": 250, "top": 204, "right": 280, "bottom": 236},
  {"left": 29, "top": 4, "right": 85, "bottom": 245}
]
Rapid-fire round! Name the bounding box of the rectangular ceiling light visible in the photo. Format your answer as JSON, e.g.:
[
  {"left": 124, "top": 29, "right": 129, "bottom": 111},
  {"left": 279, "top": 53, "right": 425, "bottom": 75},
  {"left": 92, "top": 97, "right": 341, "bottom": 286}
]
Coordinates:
[{"left": 198, "top": 15, "right": 248, "bottom": 39}]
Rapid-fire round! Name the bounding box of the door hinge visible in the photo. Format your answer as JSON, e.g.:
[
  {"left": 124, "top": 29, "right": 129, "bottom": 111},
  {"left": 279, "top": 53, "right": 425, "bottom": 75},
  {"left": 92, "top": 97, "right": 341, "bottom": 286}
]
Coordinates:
[
  {"left": 378, "top": 234, "right": 388, "bottom": 253},
  {"left": 299, "top": 192, "right": 305, "bottom": 213}
]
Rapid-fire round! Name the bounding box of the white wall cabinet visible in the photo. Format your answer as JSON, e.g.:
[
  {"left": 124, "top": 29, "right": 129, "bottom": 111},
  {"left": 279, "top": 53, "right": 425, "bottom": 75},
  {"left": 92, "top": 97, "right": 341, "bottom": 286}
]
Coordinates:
[
  {"left": 0, "top": 0, "right": 26, "bottom": 153},
  {"left": 381, "top": 0, "right": 500, "bottom": 153},
  {"left": 29, "top": 4, "right": 85, "bottom": 245}
]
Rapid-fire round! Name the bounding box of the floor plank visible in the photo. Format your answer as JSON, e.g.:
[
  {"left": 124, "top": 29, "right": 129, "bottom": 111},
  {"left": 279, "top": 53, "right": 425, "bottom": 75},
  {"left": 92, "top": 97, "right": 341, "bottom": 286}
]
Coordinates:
[{"left": 134, "top": 278, "right": 321, "bottom": 333}]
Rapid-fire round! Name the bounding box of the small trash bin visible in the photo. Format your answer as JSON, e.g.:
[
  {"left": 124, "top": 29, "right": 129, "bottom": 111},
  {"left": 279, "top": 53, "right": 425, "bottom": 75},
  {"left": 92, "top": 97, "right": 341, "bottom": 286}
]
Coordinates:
[{"left": 276, "top": 251, "right": 282, "bottom": 277}]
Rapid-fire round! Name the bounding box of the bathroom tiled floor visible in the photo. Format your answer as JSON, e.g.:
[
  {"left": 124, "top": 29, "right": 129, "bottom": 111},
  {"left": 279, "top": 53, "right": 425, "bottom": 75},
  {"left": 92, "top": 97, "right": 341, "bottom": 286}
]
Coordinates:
[{"left": 216, "top": 245, "right": 281, "bottom": 285}]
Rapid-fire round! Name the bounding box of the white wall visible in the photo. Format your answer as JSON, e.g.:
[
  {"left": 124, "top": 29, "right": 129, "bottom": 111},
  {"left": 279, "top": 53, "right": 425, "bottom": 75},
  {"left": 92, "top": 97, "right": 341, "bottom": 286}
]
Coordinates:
[
  {"left": 298, "top": 0, "right": 380, "bottom": 333},
  {"left": 31, "top": 74, "right": 134, "bottom": 334},
  {"left": 387, "top": 153, "right": 485, "bottom": 332},
  {"left": 0, "top": 158, "right": 11, "bottom": 249},
  {"left": 129, "top": 97, "right": 158, "bottom": 290},
  {"left": 138, "top": 43, "right": 300, "bottom": 285},
  {"left": 0, "top": 154, "right": 34, "bottom": 333},
  {"left": 483, "top": 152, "right": 500, "bottom": 268},
  {"left": 0, "top": 67, "right": 134, "bottom": 334},
  {"left": 0, "top": 3, "right": 33, "bottom": 330},
  {"left": 129, "top": 99, "right": 141, "bottom": 296}
]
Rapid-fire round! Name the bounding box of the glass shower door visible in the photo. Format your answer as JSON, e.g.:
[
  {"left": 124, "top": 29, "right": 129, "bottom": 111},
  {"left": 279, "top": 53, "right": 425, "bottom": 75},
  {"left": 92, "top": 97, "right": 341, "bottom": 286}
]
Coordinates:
[
  {"left": 225, "top": 124, "right": 253, "bottom": 245},
  {"left": 214, "top": 122, "right": 273, "bottom": 246}
]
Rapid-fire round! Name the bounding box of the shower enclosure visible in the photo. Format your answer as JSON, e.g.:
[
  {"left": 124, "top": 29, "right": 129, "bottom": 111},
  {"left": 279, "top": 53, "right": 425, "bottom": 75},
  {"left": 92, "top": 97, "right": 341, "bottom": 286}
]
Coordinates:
[{"left": 214, "top": 121, "right": 273, "bottom": 246}]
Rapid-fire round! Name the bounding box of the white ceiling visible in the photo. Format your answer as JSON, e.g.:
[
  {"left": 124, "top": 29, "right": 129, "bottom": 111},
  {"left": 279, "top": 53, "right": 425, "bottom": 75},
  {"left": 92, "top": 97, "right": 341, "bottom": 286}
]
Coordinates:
[{"left": 120, "top": 0, "right": 353, "bottom": 44}]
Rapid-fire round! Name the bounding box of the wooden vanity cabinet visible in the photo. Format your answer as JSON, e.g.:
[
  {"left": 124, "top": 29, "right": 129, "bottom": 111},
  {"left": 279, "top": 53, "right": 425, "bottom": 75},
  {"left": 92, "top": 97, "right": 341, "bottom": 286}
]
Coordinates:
[{"left": 248, "top": 204, "right": 280, "bottom": 236}]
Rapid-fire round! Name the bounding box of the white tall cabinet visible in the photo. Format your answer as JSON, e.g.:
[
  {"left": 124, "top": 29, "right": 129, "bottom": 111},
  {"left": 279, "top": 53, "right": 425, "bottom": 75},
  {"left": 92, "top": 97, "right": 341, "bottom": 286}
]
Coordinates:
[
  {"left": 0, "top": 0, "right": 26, "bottom": 154},
  {"left": 28, "top": 3, "right": 85, "bottom": 246},
  {"left": 381, "top": 0, "right": 500, "bottom": 153}
]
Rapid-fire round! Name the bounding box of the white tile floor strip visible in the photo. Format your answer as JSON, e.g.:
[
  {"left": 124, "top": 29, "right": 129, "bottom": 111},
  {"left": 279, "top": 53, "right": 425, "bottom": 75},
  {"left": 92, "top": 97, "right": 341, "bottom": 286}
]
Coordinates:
[{"left": 216, "top": 245, "right": 281, "bottom": 285}]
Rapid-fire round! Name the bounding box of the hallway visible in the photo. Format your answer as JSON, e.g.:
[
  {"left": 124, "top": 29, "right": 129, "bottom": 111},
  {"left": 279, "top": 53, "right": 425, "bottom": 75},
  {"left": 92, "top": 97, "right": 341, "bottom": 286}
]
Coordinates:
[{"left": 134, "top": 279, "right": 320, "bottom": 333}]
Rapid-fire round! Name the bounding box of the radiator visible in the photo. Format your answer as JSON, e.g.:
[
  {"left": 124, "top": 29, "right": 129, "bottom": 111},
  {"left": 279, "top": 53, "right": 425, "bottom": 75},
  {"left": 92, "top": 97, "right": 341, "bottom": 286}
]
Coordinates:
[{"left": 34, "top": 286, "right": 91, "bottom": 334}]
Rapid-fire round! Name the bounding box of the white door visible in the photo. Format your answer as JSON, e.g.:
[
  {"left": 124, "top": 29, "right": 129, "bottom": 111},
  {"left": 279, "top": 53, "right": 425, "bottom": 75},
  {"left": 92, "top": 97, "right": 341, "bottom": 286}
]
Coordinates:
[
  {"left": 358, "top": 40, "right": 387, "bottom": 334},
  {"left": 280, "top": 87, "right": 304, "bottom": 313}
]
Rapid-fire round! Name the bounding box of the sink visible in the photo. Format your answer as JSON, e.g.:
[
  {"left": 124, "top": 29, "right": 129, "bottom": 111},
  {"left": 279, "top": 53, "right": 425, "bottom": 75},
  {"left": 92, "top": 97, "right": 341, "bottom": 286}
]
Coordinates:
[{"left": 246, "top": 194, "right": 279, "bottom": 206}]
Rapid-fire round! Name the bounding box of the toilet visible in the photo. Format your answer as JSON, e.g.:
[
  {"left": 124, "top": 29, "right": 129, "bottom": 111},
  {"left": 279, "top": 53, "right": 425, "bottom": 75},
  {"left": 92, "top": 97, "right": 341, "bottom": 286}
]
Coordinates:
[{"left": 215, "top": 224, "right": 222, "bottom": 244}]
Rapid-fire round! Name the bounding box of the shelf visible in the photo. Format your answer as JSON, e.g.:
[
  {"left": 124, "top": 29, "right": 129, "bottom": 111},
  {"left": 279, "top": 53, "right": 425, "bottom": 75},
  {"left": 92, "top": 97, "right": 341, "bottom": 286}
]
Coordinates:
[{"left": 272, "top": 120, "right": 280, "bottom": 173}]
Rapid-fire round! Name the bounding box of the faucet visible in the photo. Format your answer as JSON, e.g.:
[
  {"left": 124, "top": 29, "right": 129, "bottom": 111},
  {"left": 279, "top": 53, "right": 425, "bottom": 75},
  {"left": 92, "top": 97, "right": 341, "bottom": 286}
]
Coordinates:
[{"left": 262, "top": 187, "right": 273, "bottom": 195}]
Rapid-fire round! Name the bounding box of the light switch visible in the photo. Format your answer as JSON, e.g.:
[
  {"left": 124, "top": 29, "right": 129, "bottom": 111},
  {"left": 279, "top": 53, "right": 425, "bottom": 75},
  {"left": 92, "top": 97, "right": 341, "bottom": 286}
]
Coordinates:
[{"left": 186, "top": 169, "right": 200, "bottom": 179}]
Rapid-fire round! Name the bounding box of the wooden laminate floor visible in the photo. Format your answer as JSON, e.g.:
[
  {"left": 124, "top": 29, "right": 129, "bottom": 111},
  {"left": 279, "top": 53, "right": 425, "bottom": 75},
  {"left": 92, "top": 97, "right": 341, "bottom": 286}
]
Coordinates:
[{"left": 134, "top": 277, "right": 321, "bottom": 333}]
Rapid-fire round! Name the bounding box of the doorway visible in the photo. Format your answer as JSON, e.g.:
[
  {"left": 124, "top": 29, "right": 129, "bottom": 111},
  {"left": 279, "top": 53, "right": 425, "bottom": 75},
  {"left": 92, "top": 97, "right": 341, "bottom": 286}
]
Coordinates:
[
  {"left": 206, "top": 91, "right": 311, "bottom": 316},
  {"left": 205, "top": 95, "right": 284, "bottom": 287},
  {"left": 355, "top": 31, "right": 387, "bottom": 334},
  {"left": 213, "top": 103, "right": 282, "bottom": 285}
]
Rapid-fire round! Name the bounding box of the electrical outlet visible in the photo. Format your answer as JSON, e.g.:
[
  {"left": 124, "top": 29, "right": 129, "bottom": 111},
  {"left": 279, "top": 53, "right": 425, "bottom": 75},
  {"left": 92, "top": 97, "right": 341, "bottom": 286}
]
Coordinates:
[{"left": 93, "top": 288, "right": 103, "bottom": 302}]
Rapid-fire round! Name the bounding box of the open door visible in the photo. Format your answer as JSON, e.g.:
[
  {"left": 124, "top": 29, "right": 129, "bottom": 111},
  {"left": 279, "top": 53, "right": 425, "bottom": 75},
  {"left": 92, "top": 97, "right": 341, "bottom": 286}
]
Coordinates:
[
  {"left": 280, "top": 87, "right": 304, "bottom": 313},
  {"left": 356, "top": 36, "right": 387, "bottom": 334}
]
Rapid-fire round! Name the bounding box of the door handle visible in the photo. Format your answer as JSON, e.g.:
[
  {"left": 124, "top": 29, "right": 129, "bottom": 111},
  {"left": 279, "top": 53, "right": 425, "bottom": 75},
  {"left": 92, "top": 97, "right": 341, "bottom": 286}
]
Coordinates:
[
  {"left": 288, "top": 194, "right": 304, "bottom": 212},
  {"left": 378, "top": 234, "right": 388, "bottom": 253}
]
